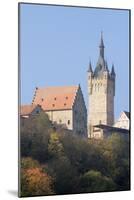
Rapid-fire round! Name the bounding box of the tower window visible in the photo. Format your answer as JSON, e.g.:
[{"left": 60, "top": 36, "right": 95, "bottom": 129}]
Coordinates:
[
  {"left": 59, "top": 119, "right": 62, "bottom": 123},
  {"left": 64, "top": 103, "right": 66, "bottom": 106},
  {"left": 65, "top": 96, "right": 68, "bottom": 100},
  {"left": 54, "top": 97, "right": 57, "bottom": 100},
  {"left": 68, "top": 120, "right": 70, "bottom": 125},
  {"left": 52, "top": 104, "right": 55, "bottom": 107},
  {"left": 41, "top": 98, "right": 44, "bottom": 102}
]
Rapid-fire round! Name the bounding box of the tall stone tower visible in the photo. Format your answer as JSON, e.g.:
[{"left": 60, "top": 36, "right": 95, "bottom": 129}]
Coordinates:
[{"left": 87, "top": 33, "right": 116, "bottom": 138}]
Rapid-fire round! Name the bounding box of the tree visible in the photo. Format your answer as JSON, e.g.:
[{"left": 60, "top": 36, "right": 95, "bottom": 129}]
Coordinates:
[
  {"left": 20, "top": 112, "right": 52, "bottom": 162},
  {"left": 80, "top": 170, "right": 116, "bottom": 193},
  {"left": 47, "top": 132, "right": 79, "bottom": 194},
  {"left": 96, "top": 133, "right": 130, "bottom": 190},
  {"left": 48, "top": 132, "right": 64, "bottom": 159},
  {"left": 46, "top": 155, "right": 79, "bottom": 194},
  {"left": 21, "top": 157, "right": 54, "bottom": 197},
  {"left": 21, "top": 157, "right": 40, "bottom": 169}
]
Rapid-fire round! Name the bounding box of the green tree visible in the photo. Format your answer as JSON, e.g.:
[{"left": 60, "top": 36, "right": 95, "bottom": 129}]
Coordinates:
[
  {"left": 20, "top": 112, "right": 52, "bottom": 162},
  {"left": 46, "top": 156, "right": 79, "bottom": 194},
  {"left": 97, "top": 133, "right": 130, "bottom": 190},
  {"left": 21, "top": 157, "right": 40, "bottom": 169},
  {"left": 80, "top": 170, "right": 116, "bottom": 193},
  {"left": 48, "top": 132, "right": 64, "bottom": 158}
]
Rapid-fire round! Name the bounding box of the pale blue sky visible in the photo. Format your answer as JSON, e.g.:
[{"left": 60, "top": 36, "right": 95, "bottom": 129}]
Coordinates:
[{"left": 20, "top": 3, "right": 130, "bottom": 119}]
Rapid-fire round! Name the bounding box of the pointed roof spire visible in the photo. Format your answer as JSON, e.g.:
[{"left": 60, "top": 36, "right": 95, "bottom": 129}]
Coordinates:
[
  {"left": 94, "top": 32, "right": 105, "bottom": 77},
  {"left": 88, "top": 61, "right": 93, "bottom": 73},
  {"left": 99, "top": 31, "right": 105, "bottom": 58},
  {"left": 99, "top": 31, "right": 104, "bottom": 48},
  {"left": 111, "top": 63, "right": 115, "bottom": 76}
]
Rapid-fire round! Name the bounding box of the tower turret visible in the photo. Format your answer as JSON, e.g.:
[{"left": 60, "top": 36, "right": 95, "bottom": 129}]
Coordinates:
[
  {"left": 111, "top": 63, "right": 116, "bottom": 77},
  {"left": 110, "top": 63, "right": 116, "bottom": 96},
  {"left": 88, "top": 61, "right": 93, "bottom": 73},
  {"left": 87, "top": 61, "right": 93, "bottom": 94}
]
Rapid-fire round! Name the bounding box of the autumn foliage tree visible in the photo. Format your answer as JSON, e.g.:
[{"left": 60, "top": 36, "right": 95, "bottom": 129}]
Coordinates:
[{"left": 21, "top": 157, "right": 54, "bottom": 197}]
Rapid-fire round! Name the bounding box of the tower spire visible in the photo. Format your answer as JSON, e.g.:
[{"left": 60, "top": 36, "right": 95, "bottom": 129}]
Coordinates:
[
  {"left": 99, "top": 31, "right": 105, "bottom": 58},
  {"left": 104, "top": 60, "right": 109, "bottom": 72},
  {"left": 111, "top": 63, "right": 115, "bottom": 76},
  {"left": 88, "top": 61, "right": 93, "bottom": 73},
  {"left": 94, "top": 32, "right": 105, "bottom": 77}
]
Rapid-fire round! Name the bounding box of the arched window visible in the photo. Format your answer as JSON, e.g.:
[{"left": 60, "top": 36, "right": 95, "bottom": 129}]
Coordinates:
[{"left": 68, "top": 120, "right": 70, "bottom": 125}]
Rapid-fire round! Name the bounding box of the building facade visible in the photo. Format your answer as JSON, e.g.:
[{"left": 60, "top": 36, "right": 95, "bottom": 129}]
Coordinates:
[
  {"left": 32, "top": 85, "right": 87, "bottom": 137},
  {"left": 87, "top": 33, "right": 116, "bottom": 138},
  {"left": 114, "top": 111, "right": 130, "bottom": 130}
]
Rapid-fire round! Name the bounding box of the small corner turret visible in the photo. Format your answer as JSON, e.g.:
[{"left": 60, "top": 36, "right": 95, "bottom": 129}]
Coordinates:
[
  {"left": 111, "top": 63, "right": 116, "bottom": 78},
  {"left": 104, "top": 60, "right": 109, "bottom": 72},
  {"left": 87, "top": 61, "right": 93, "bottom": 77}
]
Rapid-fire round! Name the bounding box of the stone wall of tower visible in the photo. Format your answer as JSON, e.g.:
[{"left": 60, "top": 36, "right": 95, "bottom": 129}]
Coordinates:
[{"left": 88, "top": 73, "right": 115, "bottom": 138}]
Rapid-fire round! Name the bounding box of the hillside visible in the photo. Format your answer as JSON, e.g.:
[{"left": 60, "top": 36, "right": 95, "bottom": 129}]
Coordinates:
[{"left": 20, "top": 112, "right": 130, "bottom": 197}]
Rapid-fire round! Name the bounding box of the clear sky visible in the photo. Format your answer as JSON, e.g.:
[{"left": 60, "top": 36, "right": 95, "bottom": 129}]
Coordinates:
[{"left": 20, "top": 3, "right": 130, "bottom": 120}]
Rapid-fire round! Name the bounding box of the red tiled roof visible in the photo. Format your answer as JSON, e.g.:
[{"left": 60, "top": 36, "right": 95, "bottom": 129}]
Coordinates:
[
  {"left": 20, "top": 104, "right": 38, "bottom": 116},
  {"left": 32, "top": 85, "right": 79, "bottom": 111}
]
